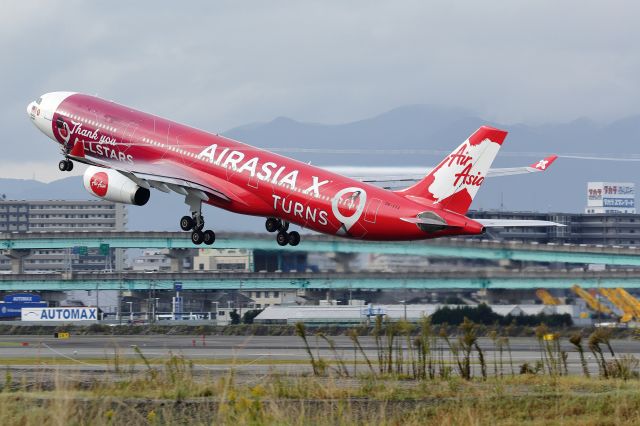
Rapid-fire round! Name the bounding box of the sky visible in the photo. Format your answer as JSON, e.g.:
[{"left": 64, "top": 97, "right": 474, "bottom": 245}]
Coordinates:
[{"left": 3, "top": 1, "right": 640, "bottom": 181}]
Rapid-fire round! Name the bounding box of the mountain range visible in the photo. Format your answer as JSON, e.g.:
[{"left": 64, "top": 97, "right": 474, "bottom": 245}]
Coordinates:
[{"left": 3, "top": 104, "right": 640, "bottom": 231}]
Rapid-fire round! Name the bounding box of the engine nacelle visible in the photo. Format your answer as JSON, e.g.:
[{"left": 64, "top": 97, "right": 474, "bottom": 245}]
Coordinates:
[{"left": 83, "top": 166, "right": 150, "bottom": 206}]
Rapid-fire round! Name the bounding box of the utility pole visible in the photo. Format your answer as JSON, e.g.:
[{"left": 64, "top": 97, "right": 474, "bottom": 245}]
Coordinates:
[
  {"left": 96, "top": 281, "right": 100, "bottom": 320},
  {"left": 404, "top": 285, "right": 408, "bottom": 320},
  {"left": 239, "top": 281, "right": 243, "bottom": 319}
]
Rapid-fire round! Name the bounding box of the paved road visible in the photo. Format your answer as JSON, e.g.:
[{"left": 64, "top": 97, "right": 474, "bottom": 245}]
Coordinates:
[{"left": 1, "top": 335, "right": 638, "bottom": 373}]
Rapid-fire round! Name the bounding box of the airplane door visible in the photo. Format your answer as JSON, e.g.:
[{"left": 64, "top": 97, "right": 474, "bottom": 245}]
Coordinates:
[
  {"left": 364, "top": 198, "right": 382, "bottom": 223},
  {"left": 123, "top": 121, "right": 139, "bottom": 143}
]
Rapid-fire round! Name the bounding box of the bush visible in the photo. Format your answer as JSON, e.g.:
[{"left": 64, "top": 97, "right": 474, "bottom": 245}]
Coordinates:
[
  {"left": 431, "top": 303, "right": 500, "bottom": 325},
  {"left": 431, "top": 304, "right": 573, "bottom": 327},
  {"left": 229, "top": 309, "right": 241, "bottom": 325},
  {"left": 242, "top": 309, "right": 264, "bottom": 324}
]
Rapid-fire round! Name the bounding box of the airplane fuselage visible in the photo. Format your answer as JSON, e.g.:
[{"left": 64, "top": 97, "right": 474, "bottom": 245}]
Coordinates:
[{"left": 28, "top": 92, "right": 484, "bottom": 241}]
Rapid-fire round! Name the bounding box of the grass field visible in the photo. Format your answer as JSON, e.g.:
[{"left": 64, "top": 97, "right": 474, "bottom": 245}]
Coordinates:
[
  {"left": 2, "top": 363, "right": 640, "bottom": 425},
  {"left": 2, "top": 319, "right": 639, "bottom": 424}
]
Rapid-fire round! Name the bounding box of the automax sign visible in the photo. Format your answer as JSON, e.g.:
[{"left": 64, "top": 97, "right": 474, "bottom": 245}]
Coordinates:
[
  {"left": 21, "top": 307, "right": 98, "bottom": 322},
  {"left": 4, "top": 293, "right": 42, "bottom": 303}
]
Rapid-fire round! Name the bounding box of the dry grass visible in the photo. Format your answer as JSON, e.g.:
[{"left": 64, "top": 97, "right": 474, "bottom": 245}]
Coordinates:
[
  {"left": 2, "top": 319, "right": 640, "bottom": 424},
  {"left": 2, "top": 356, "right": 640, "bottom": 425}
]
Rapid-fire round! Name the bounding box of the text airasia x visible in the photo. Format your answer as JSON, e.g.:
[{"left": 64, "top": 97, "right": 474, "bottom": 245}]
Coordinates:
[{"left": 27, "top": 92, "right": 560, "bottom": 246}]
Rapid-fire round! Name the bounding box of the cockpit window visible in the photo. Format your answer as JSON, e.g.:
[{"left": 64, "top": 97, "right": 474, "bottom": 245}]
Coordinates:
[{"left": 35, "top": 97, "right": 42, "bottom": 105}]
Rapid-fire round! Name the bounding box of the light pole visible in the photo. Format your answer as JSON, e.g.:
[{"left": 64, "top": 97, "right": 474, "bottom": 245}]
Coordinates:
[
  {"left": 126, "top": 301, "right": 133, "bottom": 322},
  {"left": 153, "top": 297, "right": 160, "bottom": 322},
  {"left": 95, "top": 281, "right": 100, "bottom": 320},
  {"left": 239, "top": 281, "right": 243, "bottom": 319}
]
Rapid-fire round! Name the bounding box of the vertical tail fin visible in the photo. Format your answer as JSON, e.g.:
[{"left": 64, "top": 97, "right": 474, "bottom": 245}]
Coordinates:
[{"left": 398, "top": 126, "right": 508, "bottom": 214}]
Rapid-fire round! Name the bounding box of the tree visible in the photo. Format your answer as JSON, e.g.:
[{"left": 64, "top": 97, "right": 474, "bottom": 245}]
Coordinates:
[
  {"left": 229, "top": 309, "right": 241, "bottom": 325},
  {"left": 242, "top": 309, "right": 263, "bottom": 324}
]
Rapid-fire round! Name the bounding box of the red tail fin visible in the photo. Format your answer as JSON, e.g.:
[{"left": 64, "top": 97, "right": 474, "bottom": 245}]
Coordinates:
[{"left": 397, "top": 126, "right": 508, "bottom": 214}]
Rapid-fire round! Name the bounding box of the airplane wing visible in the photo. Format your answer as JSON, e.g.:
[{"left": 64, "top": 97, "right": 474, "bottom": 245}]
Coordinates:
[
  {"left": 328, "top": 155, "right": 558, "bottom": 187},
  {"left": 68, "top": 140, "right": 242, "bottom": 204},
  {"left": 484, "top": 155, "right": 558, "bottom": 177},
  {"left": 401, "top": 217, "right": 565, "bottom": 229},
  {"left": 118, "top": 170, "right": 232, "bottom": 202}
]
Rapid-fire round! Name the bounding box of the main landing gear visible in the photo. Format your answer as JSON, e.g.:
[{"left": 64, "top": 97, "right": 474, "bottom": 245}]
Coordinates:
[
  {"left": 180, "top": 215, "right": 215, "bottom": 245},
  {"left": 58, "top": 159, "right": 74, "bottom": 171},
  {"left": 265, "top": 217, "right": 300, "bottom": 246},
  {"left": 181, "top": 193, "right": 215, "bottom": 245}
]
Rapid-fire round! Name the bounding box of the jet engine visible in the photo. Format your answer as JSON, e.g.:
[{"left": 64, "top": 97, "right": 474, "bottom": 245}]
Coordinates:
[{"left": 83, "top": 166, "right": 150, "bottom": 206}]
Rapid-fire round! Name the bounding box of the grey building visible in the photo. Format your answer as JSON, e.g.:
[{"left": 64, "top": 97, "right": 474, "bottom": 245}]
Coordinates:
[
  {"left": 0, "top": 200, "right": 127, "bottom": 272},
  {"left": 468, "top": 210, "right": 640, "bottom": 246}
]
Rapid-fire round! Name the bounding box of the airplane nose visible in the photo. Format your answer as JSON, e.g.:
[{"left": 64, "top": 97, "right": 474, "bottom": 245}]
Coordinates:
[{"left": 27, "top": 101, "right": 34, "bottom": 117}]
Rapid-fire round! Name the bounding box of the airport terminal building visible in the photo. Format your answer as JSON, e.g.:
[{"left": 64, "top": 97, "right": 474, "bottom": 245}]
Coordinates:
[{"left": 467, "top": 210, "right": 640, "bottom": 246}]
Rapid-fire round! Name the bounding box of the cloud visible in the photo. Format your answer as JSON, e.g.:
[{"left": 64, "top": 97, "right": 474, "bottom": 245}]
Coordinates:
[{"left": 3, "top": 0, "right": 640, "bottom": 169}]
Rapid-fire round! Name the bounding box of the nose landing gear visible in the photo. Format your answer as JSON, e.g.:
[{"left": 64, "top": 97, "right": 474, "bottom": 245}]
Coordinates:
[
  {"left": 181, "top": 194, "right": 215, "bottom": 245},
  {"left": 266, "top": 217, "right": 300, "bottom": 246}
]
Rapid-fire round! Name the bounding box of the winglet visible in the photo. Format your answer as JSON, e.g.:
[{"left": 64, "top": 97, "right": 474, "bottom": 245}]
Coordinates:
[{"left": 530, "top": 155, "right": 558, "bottom": 171}]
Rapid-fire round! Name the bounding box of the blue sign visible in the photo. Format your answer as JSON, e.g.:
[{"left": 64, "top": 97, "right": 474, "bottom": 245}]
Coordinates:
[
  {"left": 0, "top": 302, "right": 47, "bottom": 318},
  {"left": 3, "top": 293, "right": 41, "bottom": 303},
  {"left": 603, "top": 198, "right": 634, "bottom": 208},
  {"left": 174, "top": 282, "right": 183, "bottom": 291}
]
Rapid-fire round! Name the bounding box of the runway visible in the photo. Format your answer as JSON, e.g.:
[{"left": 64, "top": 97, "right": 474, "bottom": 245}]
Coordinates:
[{"left": 1, "top": 334, "right": 638, "bottom": 378}]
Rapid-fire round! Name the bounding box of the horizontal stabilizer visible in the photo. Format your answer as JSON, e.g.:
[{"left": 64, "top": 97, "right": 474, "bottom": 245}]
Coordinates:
[
  {"left": 400, "top": 216, "right": 460, "bottom": 227},
  {"left": 476, "top": 219, "right": 565, "bottom": 228}
]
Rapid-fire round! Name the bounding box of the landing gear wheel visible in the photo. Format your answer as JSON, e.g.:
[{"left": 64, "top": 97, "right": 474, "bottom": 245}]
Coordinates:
[
  {"left": 265, "top": 217, "right": 280, "bottom": 233},
  {"left": 280, "top": 221, "right": 289, "bottom": 232},
  {"left": 203, "top": 230, "right": 215, "bottom": 245},
  {"left": 288, "top": 231, "right": 300, "bottom": 246},
  {"left": 180, "top": 216, "right": 194, "bottom": 231},
  {"left": 191, "top": 230, "right": 204, "bottom": 245},
  {"left": 276, "top": 231, "right": 289, "bottom": 246},
  {"left": 58, "top": 159, "right": 73, "bottom": 172}
]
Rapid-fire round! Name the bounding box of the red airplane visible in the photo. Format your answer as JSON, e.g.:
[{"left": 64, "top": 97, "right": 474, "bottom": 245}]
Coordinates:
[{"left": 27, "top": 92, "right": 560, "bottom": 246}]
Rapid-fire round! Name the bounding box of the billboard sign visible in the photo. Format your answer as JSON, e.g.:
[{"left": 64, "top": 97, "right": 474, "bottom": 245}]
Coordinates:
[
  {"left": 603, "top": 198, "right": 635, "bottom": 208},
  {"left": 588, "top": 185, "right": 603, "bottom": 201},
  {"left": 587, "top": 182, "right": 636, "bottom": 212},
  {"left": 3, "top": 293, "right": 41, "bottom": 303},
  {"left": 604, "top": 184, "right": 634, "bottom": 196},
  {"left": 0, "top": 302, "right": 47, "bottom": 318},
  {"left": 21, "top": 307, "right": 98, "bottom": 322}
]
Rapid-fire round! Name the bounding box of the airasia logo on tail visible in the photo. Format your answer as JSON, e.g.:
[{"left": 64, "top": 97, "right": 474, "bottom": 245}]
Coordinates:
[
  {"left": 89, "top": 172, "right": 108, "bottom": 197},
  {"left": 427, "top": 137, "right": 500, "bottom": 207}
]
